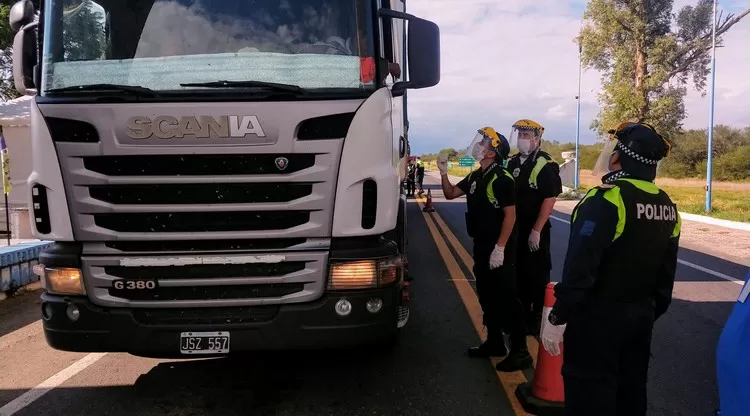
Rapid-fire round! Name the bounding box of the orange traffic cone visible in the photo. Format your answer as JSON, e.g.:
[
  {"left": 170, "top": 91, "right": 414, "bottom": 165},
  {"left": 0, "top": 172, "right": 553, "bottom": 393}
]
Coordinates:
[
  {"left": 515, "top": 282, "right": 566, "bottom": 415},
  {"left": 422, "top": 189, "right": 436, "bottom": 212}
]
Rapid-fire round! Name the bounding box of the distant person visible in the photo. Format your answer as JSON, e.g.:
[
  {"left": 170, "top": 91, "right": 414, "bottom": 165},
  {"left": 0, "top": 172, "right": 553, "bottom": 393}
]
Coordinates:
[
  {"left": 416, "top": 158, "right": 425, "bottom": 193},
  {"left": 406, "top": 162, "right": 416, "bottom": 196},
  {"left": 541, "top": 122, "right": 680, "bottom": 416}
]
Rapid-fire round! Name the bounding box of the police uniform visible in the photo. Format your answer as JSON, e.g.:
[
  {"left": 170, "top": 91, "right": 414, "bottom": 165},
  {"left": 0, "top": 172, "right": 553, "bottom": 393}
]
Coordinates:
[
  {"left": 456, "top": 161, "right": 532, "bottom": 371},
  {"left": 416, "top": 159, "right": 425, "bottom": 191},
  {"left": 506, "top": 149, "right": 562, "bottom": 333},
  {"left": 545, "top": 122, "right": 681, "bottom": 416}
]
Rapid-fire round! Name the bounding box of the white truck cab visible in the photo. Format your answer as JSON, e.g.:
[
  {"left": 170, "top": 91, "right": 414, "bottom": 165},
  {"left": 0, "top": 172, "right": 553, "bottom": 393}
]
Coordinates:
[{"left": 9, "top": 0, "right": 440, "bottom": 357}]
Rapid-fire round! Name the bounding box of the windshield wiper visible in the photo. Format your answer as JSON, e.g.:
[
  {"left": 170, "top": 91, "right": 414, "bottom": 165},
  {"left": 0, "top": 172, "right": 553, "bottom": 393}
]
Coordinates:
[
  {"left": 179, "top": 80, "right": 305, "bottom": 94},
  {"left": 46, "top": 83, "right": 160, "bottom": 97}
]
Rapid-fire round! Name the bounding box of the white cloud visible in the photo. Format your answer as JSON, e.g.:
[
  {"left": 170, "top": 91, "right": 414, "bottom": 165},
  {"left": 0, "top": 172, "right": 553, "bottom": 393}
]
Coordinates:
[
  {"left": 407, "top": 0, "right": 750, "bottom": 154},
  {"left": 546, "top": 104, "right": 569, "bottom": 119}
]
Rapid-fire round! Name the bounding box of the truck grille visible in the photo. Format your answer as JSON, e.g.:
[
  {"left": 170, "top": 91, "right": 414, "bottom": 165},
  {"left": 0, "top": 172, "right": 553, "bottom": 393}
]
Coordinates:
[
  {"left": 93, "top": 211, "right": 311, "bottom": 233},
  {"left": 109, "top": 283, "right": 305, "bottom": 301},
  {"left": 88, "top": 183, "right": 315, "bottom": 205},
  {"left": 82, "top": 154, "right": 316, "bottom": 176},
  {"left": 83, "top": 251, "right": 329, "bottom": 308},
  {"left": 41, "top": 101, "right": 352, "bottom": 308},
  {"left": 103, "top": 262, "right": 306, "bottom": 279},
  {"left": 102, "top": 238, "right": 309, "bottom": 253},
  {"left": 59, "top": 151, "right": 337, "bottom": 241},
  {"left": 62, "top": 150, "right": 338, "bottom": 306}
]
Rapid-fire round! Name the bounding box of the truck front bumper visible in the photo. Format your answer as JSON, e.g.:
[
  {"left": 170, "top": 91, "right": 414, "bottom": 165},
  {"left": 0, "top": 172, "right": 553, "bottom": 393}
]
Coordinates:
[{"left": 40, "top": 287, "right": 401, "bottom": 358}]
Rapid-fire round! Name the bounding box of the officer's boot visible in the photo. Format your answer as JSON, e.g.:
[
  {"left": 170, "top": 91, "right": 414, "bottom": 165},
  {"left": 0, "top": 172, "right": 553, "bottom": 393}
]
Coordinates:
[
  {"left": 495, "top": 335, "right": 533, "bottom": 372},
  {"left": 467, "top": 330, "right": 507, "bottom": 358}
]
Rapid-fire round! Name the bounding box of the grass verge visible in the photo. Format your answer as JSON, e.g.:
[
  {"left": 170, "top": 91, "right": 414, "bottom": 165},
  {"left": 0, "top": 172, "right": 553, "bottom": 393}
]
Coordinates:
[
  {"left": 662, "top": 186, "right": 750, "bottom": 223},
  {"left": 424, "top": 163, "right": 749, "bottom": 222},
  {"left": 562, "top": 184, "right": 749, "bottom": 222}
]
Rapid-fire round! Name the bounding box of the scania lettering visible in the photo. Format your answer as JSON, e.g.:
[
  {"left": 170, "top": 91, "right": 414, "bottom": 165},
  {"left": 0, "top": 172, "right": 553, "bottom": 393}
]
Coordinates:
[
  {"left": 126, "top": 115, "right": 267, "bottom": 140},
  {"left": 10, "top": 0, "right": 440, "bottom": 357}
]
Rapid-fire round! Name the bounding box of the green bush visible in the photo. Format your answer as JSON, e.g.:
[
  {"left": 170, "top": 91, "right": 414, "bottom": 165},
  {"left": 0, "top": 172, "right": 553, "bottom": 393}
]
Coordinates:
[
  {"left": 713, "top": 146, "right": 750, "bottom": 181},
  {"left": 416, "top": 124, "right": 750, "bottom": 181}
]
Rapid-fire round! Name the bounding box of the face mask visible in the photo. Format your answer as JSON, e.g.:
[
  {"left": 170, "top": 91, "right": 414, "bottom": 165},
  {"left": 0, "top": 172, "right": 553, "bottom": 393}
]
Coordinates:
[
  {"left": 518, "top": 139, "right": 533, "bottom": 155},
  {"left": 471, "top": 143, "right": 487, "bottom": 160}
]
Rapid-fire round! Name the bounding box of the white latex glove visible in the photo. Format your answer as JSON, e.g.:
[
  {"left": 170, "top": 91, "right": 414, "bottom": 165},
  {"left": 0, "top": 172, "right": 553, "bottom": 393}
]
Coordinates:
[
  {"left": 540, "top": 307, "right": 566, "bottom": 356},
  {"left": 437, "top": 155, "right": 448, "bottom": 176},
  {"left": 528, "top": 229, "right": 541, "bottom": 252},
  {"left": 489, "top": 244, "right": 504, "bottom": 269}
]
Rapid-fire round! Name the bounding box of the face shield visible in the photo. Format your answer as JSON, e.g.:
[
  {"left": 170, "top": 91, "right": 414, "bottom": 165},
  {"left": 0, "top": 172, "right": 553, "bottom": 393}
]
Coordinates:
[
  {"left": 509, "top": 127, "right": 542, "bottom": 156},
  {"left": 467, "top": 131, "right": 491, "bottom": 161},
  {"left": 591, "top": 138, "right": 619, "bottom": 177}
]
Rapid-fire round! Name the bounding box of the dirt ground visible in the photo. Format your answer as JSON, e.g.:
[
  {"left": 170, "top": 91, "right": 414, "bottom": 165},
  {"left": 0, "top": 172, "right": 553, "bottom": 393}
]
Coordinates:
[{"left": 554, "top": 200, "right": 750, "bottom": 266}]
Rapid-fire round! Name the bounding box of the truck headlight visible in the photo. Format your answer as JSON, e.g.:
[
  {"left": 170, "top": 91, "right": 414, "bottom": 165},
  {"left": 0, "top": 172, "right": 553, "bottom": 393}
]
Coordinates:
[
  {"left": 39, "top": 267, "right": 85, "bottom": 295},
  {"left": 327, "top": 257, "right": 400, "bottom": 290}
]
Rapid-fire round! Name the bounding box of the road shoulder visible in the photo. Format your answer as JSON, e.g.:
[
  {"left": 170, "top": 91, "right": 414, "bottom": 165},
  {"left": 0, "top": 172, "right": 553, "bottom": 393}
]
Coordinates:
[{"left": 553, "top": 200, "right": 750, "bottom": 267}]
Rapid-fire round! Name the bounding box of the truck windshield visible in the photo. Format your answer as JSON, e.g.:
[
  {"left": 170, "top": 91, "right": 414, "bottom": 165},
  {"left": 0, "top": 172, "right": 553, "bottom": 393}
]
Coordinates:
[{"left": 40, "top": 0, "right": 378, "bottom": 96}]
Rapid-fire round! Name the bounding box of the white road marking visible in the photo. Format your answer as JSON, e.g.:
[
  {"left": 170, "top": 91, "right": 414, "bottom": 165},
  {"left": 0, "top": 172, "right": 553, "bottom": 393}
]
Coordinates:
[
  {"left": 550, "top": 215, "right": 745, "bottom": 285},
  {"left": 675, "top": 259, "right": 744, "bottom": 285},
  {"left": 550, "top": 215, "right": 571, "bottom": 224},
  {"left": 0, "top": 353, "right": 107, "bottom": 416}
]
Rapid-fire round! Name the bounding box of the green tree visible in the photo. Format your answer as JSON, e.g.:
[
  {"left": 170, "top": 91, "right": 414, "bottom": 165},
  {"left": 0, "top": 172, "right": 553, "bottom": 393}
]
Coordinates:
[
  {"left": 62, "top": 1, "right": 105, "bottom": 61},
  {"left": 579, "top": 0, "right": 749, "bottom": 141}
]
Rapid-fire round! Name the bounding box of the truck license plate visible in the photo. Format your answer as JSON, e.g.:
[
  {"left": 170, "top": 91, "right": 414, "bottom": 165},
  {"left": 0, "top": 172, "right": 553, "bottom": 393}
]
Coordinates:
[{"left": 179, "top": 331, "right": 230, "bottom": 355}]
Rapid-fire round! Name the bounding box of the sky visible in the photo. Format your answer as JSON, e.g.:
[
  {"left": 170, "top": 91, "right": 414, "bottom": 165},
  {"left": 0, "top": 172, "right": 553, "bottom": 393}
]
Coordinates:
[{"left": 405, "top": 0, "right": 750, "bottom": 155}]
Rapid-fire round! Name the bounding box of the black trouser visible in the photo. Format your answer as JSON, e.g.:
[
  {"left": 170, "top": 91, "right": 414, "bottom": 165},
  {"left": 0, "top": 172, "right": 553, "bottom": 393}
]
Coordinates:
[
  {"left": 516, "top": 222, "right": 551, "bottom": 322},
  {"left": 417, "top": 173, "right": 424, "bottom": 190},
  {"left": 562, "top": 301, "right": 655, "bottom": 416},
  {"left": 472, "top": 240, "right": 526, "bottom": 350},
  {"left": 406, "top": 179, "right": 415, "bottom": 194}
]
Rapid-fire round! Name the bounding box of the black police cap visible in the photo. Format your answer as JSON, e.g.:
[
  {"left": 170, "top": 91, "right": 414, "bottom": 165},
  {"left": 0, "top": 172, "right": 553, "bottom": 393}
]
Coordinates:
[{"left": 608, "top": 122, "right": 670, "bottom": 165}]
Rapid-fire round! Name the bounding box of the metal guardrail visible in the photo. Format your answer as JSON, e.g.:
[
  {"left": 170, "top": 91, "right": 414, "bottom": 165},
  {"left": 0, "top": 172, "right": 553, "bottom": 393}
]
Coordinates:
[{"left": 0, "top": 241, "right": 53, "bottom": 292}]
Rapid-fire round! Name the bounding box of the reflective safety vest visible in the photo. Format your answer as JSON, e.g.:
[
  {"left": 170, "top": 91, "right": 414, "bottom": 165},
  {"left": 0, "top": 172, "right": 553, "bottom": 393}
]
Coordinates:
[
  {"left": 570, "top": 178, "right": 681, "bottom": 304},
  {"left": 464, "top": 163, "right": 515, "bottom": 241},
  {"left": 528, "top": 154, "right": 556, "bottom": 190},
  {"left": 572, "top": 178, "right": 681, "bottom": 241},
  {"left": 507, "top": 152, "right": 558, "bottom": 189}
]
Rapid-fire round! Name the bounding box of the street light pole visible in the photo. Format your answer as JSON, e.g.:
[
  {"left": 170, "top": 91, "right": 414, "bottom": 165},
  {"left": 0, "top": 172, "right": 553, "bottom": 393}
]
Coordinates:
[
  {"left": 706, "top": 0, "right": 717, "bottom": 212},
  {"left": 575, "top": 40, "right": 582, "bottom": 190}
]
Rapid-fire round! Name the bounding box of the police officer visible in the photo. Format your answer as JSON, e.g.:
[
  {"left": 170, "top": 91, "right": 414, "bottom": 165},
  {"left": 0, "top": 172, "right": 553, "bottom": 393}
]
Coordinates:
[
  {"left": 437, "top": 127, "right": 533, "bottom": 372},
  {"left": 541, "top": 122, "right": 681, "bottom": 416},
  {"left": 416, "top": 157, "right": 425, "bottom": 193},
  {"left": 506, "top": 119, "right": 563, "bottom": 335},
  {"left": 406, "top": 160, "right": 416, "bottom": 196}
]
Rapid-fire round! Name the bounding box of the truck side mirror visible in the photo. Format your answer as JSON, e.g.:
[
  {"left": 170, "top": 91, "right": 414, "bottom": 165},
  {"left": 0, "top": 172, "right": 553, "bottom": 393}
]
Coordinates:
[
  {"left": 12, "top": 21, "right": 38, "bottom": 95},
  {"left": 377, "top": 9, "right": 440, "bottom": 97},
  {"left": 9, "top": 0, "right": 35, "bottom": 32},
  {"left": 10, "top": 0, "right": 38, "bottom": 96}
]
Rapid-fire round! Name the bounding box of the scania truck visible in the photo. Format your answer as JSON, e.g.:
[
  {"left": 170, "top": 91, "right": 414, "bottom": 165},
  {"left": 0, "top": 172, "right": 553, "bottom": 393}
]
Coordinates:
[{"left": 9, "top": 0, "right": 440, "bottom": 357}]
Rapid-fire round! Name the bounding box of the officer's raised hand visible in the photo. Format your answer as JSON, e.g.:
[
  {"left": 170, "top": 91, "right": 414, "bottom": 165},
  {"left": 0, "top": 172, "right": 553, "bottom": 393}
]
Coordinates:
[
  {"left": 437, "top": 155, "right": 449, "bottom": 176},
  {"left": 489, "top": 244, "right": 504, "bottom": 269}
]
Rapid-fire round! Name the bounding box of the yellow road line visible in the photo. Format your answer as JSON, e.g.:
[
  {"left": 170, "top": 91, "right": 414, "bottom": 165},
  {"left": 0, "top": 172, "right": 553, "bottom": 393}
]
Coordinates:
[
  {"left": 423, "top": 202, "right": 541, "bottom": 368},
  {"left": 414, "top": 196, "right": 532, "bottom": 416}
]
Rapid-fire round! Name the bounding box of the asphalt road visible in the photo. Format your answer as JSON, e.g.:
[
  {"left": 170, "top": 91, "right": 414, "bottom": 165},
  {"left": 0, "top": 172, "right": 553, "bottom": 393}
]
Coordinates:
[{"left": 0, "top": 174, "right": 747, "bottom": 416}]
